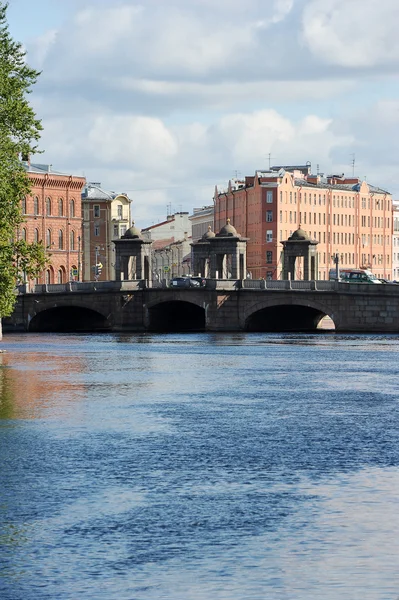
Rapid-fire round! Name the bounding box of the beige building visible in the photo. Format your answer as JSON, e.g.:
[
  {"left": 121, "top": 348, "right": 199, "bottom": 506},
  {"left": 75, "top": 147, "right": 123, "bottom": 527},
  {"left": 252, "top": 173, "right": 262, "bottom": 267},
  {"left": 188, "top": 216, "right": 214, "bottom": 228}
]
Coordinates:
[
  {"left": 215, "top": 165, "right": 393, "bottom": 280},
  {"left": 142, "top": 212, "right": 192, "bottom": 282},
  {"left": 189, "top": 205, "right": 214, "bottom": 242},
  {"left": 392, "top": 202, "right": 399, "bottom": 281},
  {"left": 81, "top": 182, "right": 132, "bottom": 281}
]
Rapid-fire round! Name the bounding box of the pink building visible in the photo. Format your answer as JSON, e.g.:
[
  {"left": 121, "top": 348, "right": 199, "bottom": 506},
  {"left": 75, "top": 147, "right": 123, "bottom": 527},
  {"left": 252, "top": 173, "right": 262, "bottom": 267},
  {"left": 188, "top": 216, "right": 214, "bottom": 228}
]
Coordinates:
[{"left": 214, "top": 165, "right": 393, "bottom": 280}]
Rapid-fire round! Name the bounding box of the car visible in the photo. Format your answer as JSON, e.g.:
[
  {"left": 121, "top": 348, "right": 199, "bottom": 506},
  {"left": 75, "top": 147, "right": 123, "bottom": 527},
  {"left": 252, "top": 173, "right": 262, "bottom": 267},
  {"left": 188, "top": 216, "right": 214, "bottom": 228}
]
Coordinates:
[
  {"left": 190, "top": 276, "right": 206, "bottom": 287},
  {"left": 170, "top": 277, "right": 200, "bottom": 288}
]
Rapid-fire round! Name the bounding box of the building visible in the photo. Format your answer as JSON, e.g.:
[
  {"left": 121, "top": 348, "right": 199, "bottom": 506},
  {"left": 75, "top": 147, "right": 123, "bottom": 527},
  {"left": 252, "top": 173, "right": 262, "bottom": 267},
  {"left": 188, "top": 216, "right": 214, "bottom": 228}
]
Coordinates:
[
  {"left": 214, "top": 165, "right": 393, "bottom": 280},
  {"left": 81, "top": 183, "right": 132, "bottom": 281},
  {"left": 189, "top": 205, "right": 214, "bottom": 242},
  {"left": 392, "top": 202, "right": 399, "bottom": 281},
  {"left": 20, "top": 161, "right": 86, "bottom": 284},
  {"left": 142, "top": 212, "right": 192, "bottom": 281}
]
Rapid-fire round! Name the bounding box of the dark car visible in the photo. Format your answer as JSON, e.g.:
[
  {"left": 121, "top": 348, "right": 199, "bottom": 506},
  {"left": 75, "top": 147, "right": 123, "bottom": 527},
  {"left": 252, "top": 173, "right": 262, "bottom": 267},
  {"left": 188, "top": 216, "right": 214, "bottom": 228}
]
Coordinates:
[{"left": 170, "top": 277, "right": 200, "bottom": 288}]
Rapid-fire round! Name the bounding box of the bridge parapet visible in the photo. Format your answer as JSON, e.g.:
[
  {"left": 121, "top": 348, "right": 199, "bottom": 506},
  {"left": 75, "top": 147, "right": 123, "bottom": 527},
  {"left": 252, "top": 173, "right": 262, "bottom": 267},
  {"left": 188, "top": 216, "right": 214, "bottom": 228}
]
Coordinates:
[{"left": 29, "top": 280, "right": 147, "bottom": 294}]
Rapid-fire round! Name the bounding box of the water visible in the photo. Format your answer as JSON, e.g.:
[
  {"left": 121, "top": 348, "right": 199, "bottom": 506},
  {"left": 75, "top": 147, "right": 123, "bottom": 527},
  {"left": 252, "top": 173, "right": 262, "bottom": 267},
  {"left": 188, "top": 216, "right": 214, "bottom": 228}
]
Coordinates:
[{"left": 0, "top": 332, "right": 398, "bottom": 600}]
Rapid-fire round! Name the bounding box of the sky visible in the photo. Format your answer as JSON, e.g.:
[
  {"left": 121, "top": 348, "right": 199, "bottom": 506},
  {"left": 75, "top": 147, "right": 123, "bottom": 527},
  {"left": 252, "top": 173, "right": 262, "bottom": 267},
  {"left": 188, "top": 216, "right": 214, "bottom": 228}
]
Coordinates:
[{"left": 6, "top": 0, "right": 399, "bottom": 226}]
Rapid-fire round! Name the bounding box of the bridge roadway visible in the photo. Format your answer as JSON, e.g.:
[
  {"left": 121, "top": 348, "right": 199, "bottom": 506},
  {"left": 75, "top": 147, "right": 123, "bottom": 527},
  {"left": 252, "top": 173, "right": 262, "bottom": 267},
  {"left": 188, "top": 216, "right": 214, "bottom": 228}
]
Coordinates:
[{"left": 5, "top": 279, "right": 399, "bottom": 333}]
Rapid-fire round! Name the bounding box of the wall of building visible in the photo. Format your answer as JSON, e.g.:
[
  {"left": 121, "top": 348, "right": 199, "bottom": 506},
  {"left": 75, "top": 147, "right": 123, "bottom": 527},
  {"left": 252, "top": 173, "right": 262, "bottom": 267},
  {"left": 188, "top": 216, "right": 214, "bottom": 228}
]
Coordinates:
[
  {"left": 189, "top": 206, "right": 214, "bottom": 242},
  {"left": 82, "top": 183, "right": 131, "bottom": 281},
  {"left": 215, "top": 169, "right": 393, "bottom": 280},
  {"left": 21, "top": 164, "right": 85, "bottom": 284}
]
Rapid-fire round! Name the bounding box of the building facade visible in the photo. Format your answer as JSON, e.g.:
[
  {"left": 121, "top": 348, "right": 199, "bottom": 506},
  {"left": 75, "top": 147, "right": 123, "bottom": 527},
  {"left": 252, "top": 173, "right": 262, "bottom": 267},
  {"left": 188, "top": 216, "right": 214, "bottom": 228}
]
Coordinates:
[
  {"left": 189, "top": 205, "right": 214, "bottom": 242},
  {"left": 81, "top": 183, "right": 132, "bottom": 281},
  {"left": 142, "top": 212, "right": 192, "bottom": 282},
  {"left": 392, "top": 202, "right": 399, "bottom": 281},
  {"left": 214, "top": 165, "right": 393, "bottom": 280},
  {"left": 21, "top": 162, "right": 86, "bottom": 284}
]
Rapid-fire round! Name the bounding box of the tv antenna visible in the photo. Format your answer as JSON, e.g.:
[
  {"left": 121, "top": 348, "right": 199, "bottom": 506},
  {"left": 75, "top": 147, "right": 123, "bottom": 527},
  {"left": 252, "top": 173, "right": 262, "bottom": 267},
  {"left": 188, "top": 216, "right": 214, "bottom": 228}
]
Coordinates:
[
  {"left": 267, "top": 152, "right": 275, "bottom": 170},
  {"left": 350, "top": 153, "right": 355, "bottom": 177}
]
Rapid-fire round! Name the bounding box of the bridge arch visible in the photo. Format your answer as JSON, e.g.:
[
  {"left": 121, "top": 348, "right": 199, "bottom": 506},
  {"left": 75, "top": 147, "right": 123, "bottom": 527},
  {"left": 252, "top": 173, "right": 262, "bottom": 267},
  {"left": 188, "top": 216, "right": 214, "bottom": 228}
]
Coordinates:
[
  {"left": 243, "top": 298, "right": 336, "bottom": 332},
  {"left": 147, "top": 299, "right": 206, "bottom": 332},
  {"left": 28, "top": 303, "right": 111, "bottom": 332}
]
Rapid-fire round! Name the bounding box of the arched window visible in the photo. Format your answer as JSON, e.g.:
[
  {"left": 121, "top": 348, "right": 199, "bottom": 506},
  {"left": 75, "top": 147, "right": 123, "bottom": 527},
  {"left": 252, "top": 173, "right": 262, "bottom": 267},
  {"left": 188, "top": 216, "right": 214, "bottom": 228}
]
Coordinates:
[
  {"left": 34, "top": 196, "right": 39, "bottom": 215},
  {"left": 46, "top": 197, "right": 51, "bottom": 216},
  {"left": 57, "top": 269, "right": 63, "bottom": 284},
  {"left": 34, "top": 228, "right": 39, "bottom": 243},
  {"left": 21, "top": 197, "right": 27, "bottom": 214},
  {"left": 69, "top": 199, "right": 75, "bottom": 217},
  {"left": 45, "top": 270, "right": 51, "bottom": 284},
  {"left": 58, "top": 229, "right": 64, "bottom": 250},
  {"left": 46, "top": 229, "right": 51, "bottom": 247},
  {"left": 70, "top": 230, "right": 75, "bottom": 250},
  {"left": 21, "top": 228, "right": 27, "bottom": 241},
  {"left": 58, "top": 198, "right": 64, "bottom": 216}
]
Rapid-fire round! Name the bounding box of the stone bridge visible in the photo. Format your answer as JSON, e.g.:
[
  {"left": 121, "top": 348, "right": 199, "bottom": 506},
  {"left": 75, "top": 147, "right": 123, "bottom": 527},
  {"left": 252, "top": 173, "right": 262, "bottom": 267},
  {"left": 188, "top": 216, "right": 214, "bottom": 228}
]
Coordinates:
[{"left": 5, "top": 279, "right": 399, "bottom": 333}]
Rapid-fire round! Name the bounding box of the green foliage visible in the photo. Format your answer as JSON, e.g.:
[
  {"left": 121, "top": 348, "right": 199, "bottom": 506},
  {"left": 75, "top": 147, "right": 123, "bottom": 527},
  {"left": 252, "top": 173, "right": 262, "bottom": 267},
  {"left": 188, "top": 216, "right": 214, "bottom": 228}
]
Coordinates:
[{"left": 0, "top": 2, "right": 44, "bottom": 316}]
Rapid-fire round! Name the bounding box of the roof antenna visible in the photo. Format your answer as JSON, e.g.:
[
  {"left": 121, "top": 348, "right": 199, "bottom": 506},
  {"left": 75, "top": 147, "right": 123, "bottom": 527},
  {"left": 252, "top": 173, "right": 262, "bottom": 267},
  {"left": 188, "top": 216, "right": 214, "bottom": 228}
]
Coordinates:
[{"left": 351, "top": 153, "right": 355, "bottom": 177}]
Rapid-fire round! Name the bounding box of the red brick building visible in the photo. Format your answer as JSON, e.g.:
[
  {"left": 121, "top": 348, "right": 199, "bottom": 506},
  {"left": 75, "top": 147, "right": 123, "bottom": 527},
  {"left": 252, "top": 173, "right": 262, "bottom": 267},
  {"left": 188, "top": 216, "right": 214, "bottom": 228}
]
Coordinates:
[
  {"left": 214, "top": 165, "right": 393, "bottom": 280},
  {"left": 20, "top": 162, "right": 86, "bottom": 284}
]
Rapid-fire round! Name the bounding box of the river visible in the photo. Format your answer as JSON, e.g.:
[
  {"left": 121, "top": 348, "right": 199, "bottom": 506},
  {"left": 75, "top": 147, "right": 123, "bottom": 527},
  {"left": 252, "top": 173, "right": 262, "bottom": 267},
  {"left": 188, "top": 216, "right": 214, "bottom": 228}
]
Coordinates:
[{"left": 0, "top": 332, "right": 398, "bottom": 600}]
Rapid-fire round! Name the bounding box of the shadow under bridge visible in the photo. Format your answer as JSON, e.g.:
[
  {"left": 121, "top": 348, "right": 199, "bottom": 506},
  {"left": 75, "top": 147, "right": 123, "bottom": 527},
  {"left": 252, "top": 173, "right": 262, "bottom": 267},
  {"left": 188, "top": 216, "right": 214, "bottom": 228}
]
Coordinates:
[
  {"left": 28, "top": 306, "right": 111, "bottom": 332},
  {"left": 245, "top": 303, "right": 335, "bottom": 332},
  {"left": 148, "top": 300, "right": 206, "bottom": 332}
]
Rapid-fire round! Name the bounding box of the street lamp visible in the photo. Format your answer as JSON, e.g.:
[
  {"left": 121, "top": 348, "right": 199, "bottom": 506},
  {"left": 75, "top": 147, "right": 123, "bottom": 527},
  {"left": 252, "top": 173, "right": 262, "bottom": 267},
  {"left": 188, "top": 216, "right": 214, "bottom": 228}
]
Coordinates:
[{"left": 331, "top": 251, "right": 340, "bottom": 281}]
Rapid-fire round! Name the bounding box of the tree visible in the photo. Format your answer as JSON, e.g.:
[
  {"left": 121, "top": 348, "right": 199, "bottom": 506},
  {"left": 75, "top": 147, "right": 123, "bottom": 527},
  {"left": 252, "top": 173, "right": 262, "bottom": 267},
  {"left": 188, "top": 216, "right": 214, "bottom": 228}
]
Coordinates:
[{"left": 0, "top": 2, "right": 47, "bottom": 317}]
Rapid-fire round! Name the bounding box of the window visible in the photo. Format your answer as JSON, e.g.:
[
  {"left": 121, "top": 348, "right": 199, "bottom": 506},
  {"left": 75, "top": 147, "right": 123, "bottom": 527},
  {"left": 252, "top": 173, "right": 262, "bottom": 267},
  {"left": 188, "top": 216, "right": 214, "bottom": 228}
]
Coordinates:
[
  {"left": 117, "top": 204, "right": 123, "bottom": 217},
  {"left": 94, "top": 225, "right": 100, "bottom": 236},
  {"left": 120, "top": 225, "right": 127, "bottom": 236},
  {"left": 46, "top": 197, "right": 51, "bottom": 215},
  {"left": 70, "top": 199, "right": 75, "bottom": 217},
  {"left": 70, "top": 230, "right": 75, "bottom": 250},
  {"left": 267, "top": 191, "right": 273, "bottom": 203},
  {"left": 279, "top": 210, "right": 282, "bottom": 223},
  {"left": 34, "top": 196, "right": 39, "bottom": 215},
  {"left": 113, "top": 225, "right": 119, "bottom": 237},
  {"left": 46, "top": 229, "right": 51, "bottom": 247},
  {"left": 58, "top": 198, "right": 63, "bottom": 216},
  {"left": 21, "top": 197, "right": 27, "bottom": 214},
  {"left": 266, "top": 210, "right": 273, "bottom": 222},
  {"left": 266, "top": 230, "right": 273, "bottom": 243},
  {"left": 266, "top": 251, "right": 273, "bottom": 264},
  {"left": 58, "top": 229, "right": 64, "bottom": 249},
  {"left": 45, "top": 270, "right": 51, "bottom": 285},
  {"left": 34, "top": 228, "right": 39, "bottom": 243},
  {"left": 57, "top": 269, "right": 63, "bottom": 284},
  {"left": 94, "top": 205, "right": 100, "bottom": 218},
  {"left": 21, "top": 227, "right": 27, "bottom": 241}
]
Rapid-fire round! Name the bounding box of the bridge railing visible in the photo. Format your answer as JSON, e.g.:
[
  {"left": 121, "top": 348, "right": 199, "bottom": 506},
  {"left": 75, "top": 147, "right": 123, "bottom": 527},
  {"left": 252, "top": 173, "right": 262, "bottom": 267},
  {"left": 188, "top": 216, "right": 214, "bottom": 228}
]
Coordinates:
[
  {"left": 241, "top": 279, "right": 339, "bottom": 291},
  {"left": 30, "top": 280, "right": 148, "bottom": 294}
]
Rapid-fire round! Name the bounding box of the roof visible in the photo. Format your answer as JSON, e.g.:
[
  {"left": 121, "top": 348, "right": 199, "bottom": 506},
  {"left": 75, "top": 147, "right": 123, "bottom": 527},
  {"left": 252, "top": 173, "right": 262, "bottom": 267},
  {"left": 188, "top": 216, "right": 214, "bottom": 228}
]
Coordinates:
[
  {"left": 142, "top": 217, "right": 174, "bottom": 231},
  {"left": 81, "top": 182, "right": 131, "bottom": 201},
  {"left": 152, "top": 238, "right": 175, "bottom": 250},
  {"left": 23, "top": 162, "right": 83, "bottom": 178}
]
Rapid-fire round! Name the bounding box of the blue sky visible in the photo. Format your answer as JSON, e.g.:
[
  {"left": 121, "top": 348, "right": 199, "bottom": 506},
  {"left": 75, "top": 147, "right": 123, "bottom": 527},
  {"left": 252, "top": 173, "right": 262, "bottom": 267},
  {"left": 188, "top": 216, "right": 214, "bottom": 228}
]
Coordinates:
[{"left": 5, "top": 0, "right": 399, "bottom": 225}]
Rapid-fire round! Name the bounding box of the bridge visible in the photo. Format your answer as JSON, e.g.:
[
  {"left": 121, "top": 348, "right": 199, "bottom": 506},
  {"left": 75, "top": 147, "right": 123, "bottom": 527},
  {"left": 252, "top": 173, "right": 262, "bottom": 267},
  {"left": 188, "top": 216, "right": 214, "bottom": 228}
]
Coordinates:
[{"left": 4, "top": 279, "right": 399, "bottom": 334}]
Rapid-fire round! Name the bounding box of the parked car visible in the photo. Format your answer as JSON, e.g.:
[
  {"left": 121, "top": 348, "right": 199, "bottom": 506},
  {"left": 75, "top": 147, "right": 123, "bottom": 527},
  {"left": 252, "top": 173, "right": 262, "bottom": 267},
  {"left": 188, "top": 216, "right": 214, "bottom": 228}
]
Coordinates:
[
  {"left": 170, "top": 277, "right": 200, "bottom": 288},
  {"left": 190, "top": 277, "right": 206, "bottom": 287}
]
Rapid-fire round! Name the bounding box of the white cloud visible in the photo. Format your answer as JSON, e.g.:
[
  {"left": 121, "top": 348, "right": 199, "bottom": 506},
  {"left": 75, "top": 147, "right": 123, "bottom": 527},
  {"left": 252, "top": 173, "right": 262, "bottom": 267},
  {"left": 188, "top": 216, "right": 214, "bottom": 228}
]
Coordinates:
[
  {"left": 16, "top": 0, "right": 399, "bottom": 227},
  {"left": 302, "top": 0, "right": 399, "bottom": 68}
]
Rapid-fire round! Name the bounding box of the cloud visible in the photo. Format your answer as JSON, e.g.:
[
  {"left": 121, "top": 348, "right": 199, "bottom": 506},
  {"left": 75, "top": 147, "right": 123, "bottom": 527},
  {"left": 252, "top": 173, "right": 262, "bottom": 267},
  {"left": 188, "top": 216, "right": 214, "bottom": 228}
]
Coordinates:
[
  {"left": 18, "top": 0, "right": 399, "bottom": 227},
  {"left": 302, "top": 0, "right": 399, "bottom": 68}
]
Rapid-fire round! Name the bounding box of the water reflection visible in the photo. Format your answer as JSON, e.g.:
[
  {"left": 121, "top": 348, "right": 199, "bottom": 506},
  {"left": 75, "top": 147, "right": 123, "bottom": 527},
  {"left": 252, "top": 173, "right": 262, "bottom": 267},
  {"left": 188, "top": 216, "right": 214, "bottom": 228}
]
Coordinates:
[{"left": 0, "top": 332, "right": 398, "bottom": 599}]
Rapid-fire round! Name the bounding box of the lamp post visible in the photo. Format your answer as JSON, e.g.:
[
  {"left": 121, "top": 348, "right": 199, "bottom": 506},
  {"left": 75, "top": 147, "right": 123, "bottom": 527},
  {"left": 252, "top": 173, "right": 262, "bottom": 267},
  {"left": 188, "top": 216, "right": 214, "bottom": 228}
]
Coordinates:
[
  {"left": 77, "top": 235, "right": 81, "bottom": 281},
  {"left": 331, "top": 251, "right": 340, "bottom": 281}
]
